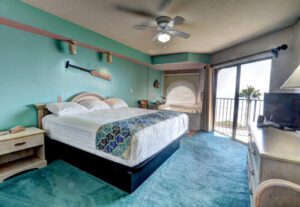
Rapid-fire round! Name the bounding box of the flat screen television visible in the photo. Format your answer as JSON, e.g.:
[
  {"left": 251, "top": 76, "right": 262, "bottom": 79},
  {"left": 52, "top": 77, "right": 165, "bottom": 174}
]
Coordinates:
[{"left": 264, "top": 93, "right": 300, "bottom": 130}]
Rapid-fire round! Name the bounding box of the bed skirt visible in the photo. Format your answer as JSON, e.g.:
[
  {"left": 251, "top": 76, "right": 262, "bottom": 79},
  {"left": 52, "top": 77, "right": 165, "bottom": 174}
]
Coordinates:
[{"left": 45, "top": 136, "right": 181, "bottom": 193}]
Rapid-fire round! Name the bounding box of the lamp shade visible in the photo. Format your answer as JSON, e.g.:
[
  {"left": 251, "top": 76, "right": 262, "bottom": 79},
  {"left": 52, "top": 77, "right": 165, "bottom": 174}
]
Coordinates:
[
  {"left": 106, "top": 52, "right": 112, "bottom": 64},
  {"left": 68, "top": 40, "right": 77, "bottom": 55},
  {"left": 280, "top": 64, "right": 300, "bottom": 89}
]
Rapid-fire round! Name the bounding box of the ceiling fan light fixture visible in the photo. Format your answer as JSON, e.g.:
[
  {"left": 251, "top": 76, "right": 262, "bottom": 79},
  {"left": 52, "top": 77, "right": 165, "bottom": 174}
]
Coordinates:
[{"left": 157, "top": 33, "right": 171, "bottom": 43}]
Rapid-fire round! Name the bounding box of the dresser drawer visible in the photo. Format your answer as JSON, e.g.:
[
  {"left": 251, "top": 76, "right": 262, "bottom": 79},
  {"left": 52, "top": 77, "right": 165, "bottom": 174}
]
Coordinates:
[
  {"left": 0, "top": 134, "right": 44, "bottom": 156},
  {"left": 250, "top": 141, "right": 260, "bottom": 173},
  {"left": 248, "top": 150, "right": 259, "bottom": 189},
  {"left": 247, "top": 155, "right": 254, "bottom": 193}
]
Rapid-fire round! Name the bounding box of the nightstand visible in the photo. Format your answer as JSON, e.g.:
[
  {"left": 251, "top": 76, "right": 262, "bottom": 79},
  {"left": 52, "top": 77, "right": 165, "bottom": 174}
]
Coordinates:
[
  {"left": 148, "top": 104, "right": 160, "bottom": 110},
  {"left": 0, "top": 127, "right": 47, "bottom": 182}
]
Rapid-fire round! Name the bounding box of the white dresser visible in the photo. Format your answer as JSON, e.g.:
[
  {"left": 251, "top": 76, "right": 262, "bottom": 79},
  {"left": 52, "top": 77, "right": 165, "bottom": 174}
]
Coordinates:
[{"left": 248, "top": 124, "right": 300, "bottom": 207}]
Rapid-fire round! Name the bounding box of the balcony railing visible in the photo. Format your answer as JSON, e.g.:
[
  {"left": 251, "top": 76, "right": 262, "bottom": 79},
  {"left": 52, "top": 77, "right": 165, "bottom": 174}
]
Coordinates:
[{"left": 214, "top": 98, "right": 264, "bottom": 141}]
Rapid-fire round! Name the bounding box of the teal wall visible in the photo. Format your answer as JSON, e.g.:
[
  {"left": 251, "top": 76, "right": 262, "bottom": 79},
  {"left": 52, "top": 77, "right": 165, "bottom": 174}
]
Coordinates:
[
  {"left": 187, "top": 53, "right": 211, "bottom": 63},
  {"left": 152, "top": 53, "right": 211, "bottom": 65},
  {"left": 152, "top": 53, "right": 189, "bottom": 64},
  {"left": 0, "top": 0, "right": 162, "bottom": 130},
  {"left": 0, "top": 0, "right": 151, "bottom": 63}
]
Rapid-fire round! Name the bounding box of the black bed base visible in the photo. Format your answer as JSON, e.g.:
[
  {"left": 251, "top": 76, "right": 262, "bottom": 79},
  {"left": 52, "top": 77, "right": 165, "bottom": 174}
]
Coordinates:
[{"left": 45, "top": 137, "right": 181, "bottom": 193}]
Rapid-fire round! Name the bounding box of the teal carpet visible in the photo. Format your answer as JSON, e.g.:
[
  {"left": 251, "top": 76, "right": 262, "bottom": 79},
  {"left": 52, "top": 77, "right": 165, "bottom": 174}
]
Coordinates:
[{"left": 0, "top": 132, "right": 250, "bottom": 207}]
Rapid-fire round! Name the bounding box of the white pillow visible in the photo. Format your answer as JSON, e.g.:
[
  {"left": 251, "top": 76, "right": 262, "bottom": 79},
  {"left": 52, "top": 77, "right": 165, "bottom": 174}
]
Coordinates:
[
  {"left": 79, "top": 99, "right": 111, "bottom": 111},
  {"left": 46, "top": 102, "right": 88, "bottom": 116},
  {"left": 104, "top": 98, "right": 128, "bottom": 109}
]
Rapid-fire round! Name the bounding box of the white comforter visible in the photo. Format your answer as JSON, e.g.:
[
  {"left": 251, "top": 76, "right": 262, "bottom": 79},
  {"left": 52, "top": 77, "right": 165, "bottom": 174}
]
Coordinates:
[{"left": 42, "top": 107, "right": 189, "bottom": 167}]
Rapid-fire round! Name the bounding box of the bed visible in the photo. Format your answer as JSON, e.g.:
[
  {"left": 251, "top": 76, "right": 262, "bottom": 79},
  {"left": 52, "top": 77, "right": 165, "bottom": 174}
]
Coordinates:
[{"left": 34, "top": 92, "right": 188, "bottom": 193}]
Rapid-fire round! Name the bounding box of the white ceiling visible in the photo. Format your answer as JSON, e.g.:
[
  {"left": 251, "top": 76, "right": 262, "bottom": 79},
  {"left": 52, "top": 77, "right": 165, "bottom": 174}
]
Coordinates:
[{"left": 24, "top": 0, "right": 300, "bottom": 55}]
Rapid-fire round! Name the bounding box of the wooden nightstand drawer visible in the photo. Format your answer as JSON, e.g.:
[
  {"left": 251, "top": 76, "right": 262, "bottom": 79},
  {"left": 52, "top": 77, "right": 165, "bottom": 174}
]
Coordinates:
[
  {"left": 0, "top": 134, "right": 44, "bottom": 156},
  {"left": 148, "top": 104, "right": 159, "bottom": 110},
  {"left": 0, "top": 127, "right": 46, "bottom": 182}
]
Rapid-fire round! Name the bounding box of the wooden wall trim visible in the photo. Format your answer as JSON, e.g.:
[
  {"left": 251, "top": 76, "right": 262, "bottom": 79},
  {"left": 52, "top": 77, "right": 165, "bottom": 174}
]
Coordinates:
[
  {"left": 0, "top": 17, "right": 160, "bottom": 70},
  {"left": 164, "top": 69, "right": 202, "bottom": 74}
]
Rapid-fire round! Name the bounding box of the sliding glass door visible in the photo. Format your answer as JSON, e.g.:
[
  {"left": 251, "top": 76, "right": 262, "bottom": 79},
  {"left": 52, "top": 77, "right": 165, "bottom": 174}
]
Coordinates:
[
  {"left": 214, "top": 59, "right": 272, "bottom": 143},
  {"left": 214, "top": 67, "right": 237, "bottom": 138}
]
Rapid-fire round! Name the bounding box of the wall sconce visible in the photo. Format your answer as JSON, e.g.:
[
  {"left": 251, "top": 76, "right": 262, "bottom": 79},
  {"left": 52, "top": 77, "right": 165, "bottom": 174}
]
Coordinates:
[
  {"left": 106, "top": 51, "right": 113, "bottom": 64},
  {"left": 68, "top": 40, "right": 77, "bottom": 55},
  {"left": 153, "top": 79, "right": 160, "bottom": 88}
]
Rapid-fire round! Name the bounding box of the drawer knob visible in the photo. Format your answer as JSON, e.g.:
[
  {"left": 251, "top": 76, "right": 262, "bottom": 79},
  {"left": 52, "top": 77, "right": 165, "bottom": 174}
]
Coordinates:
[
  {"left": 252, "top": 150, "right": 256, "bottom": 155},
  {"left": 14, "top": 142, "right": 26, "bottom": 146},
  {"left": 251, "top": 169, "right": 255, "bottom": 176}
]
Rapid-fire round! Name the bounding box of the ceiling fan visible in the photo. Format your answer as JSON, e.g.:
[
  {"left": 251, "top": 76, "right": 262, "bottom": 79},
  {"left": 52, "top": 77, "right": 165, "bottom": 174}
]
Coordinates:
[
  {"left": 134, "top": 15, "right": 191, "bottom": 43},
  {"left": 115, "top": 0, "right": 191, "bottom": 43}
]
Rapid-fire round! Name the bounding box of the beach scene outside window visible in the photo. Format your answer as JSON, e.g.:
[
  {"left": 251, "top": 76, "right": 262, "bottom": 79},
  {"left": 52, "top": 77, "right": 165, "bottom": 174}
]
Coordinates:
[{"left": 215, "top": 59, "right": 272, "bottom": 143}]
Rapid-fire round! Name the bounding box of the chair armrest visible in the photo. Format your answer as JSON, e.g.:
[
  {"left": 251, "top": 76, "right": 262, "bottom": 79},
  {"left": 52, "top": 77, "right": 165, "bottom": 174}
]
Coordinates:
[{"left": 254, "top": 179, "right": 300, "bottom": 207}]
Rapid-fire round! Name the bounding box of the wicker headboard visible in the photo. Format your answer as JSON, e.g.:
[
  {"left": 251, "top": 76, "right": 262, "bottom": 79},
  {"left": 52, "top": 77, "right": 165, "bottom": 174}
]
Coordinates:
[{"left": 34, "top": 92, "right": 105, "bottom": 129}]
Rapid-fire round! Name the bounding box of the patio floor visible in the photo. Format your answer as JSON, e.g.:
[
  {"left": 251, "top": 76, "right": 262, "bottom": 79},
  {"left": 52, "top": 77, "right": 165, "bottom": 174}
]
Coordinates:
[{"left": 214, "top": 125, "right": 249, "bottom": 143}]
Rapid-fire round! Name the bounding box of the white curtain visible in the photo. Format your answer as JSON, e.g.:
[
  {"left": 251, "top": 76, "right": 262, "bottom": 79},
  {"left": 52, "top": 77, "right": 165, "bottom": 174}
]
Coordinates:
[{"left": 164, "top": 72, "right": 204, "bottom": 106}]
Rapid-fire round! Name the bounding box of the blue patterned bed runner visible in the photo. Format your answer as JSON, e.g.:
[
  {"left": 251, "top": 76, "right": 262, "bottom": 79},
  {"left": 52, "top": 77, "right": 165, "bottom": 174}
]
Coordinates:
[{"left": 95, "top": 111, "right": 182, "bottom": 159}]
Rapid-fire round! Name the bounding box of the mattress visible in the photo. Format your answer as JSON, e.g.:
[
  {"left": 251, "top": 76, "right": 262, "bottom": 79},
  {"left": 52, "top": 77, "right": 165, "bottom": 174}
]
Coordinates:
[{"left": 42, "top": 107, "right": 188, "bottom": 167}]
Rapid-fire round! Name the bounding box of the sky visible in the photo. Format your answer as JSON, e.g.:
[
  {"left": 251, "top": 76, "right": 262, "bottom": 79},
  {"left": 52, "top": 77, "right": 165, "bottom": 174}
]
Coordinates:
[{"left": 216, "top": 59, "right": 272, "bottom": 99}]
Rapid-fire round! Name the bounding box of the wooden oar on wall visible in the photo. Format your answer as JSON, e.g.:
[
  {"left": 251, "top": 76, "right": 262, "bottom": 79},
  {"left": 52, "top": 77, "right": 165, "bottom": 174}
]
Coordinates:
[{"left": 65, "top": 61, "right": 112, "bottom": 81}]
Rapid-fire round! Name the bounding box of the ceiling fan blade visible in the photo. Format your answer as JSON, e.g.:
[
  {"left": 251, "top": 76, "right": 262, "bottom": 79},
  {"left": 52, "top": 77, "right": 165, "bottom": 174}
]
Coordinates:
[
  {"left": 173, "top": 16, "right": 185, "bottom": 25},
  {"left": 168, "top": 29, "right": 191, "bottom": 39},
  {"left": 158, "top": 0, "right": 174, "bottom": 12},
  {"left": 151, "top": 33, "right": 160, "bottom": 42},
  {"left": 115, "top": 5, "right": 156, "bottom": 18},
  {"left": 167, "top": 16, "right": 185, "bottom": 28},
  {"left": 134, "top": 25, "right": 157, "bottom": 30}
]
